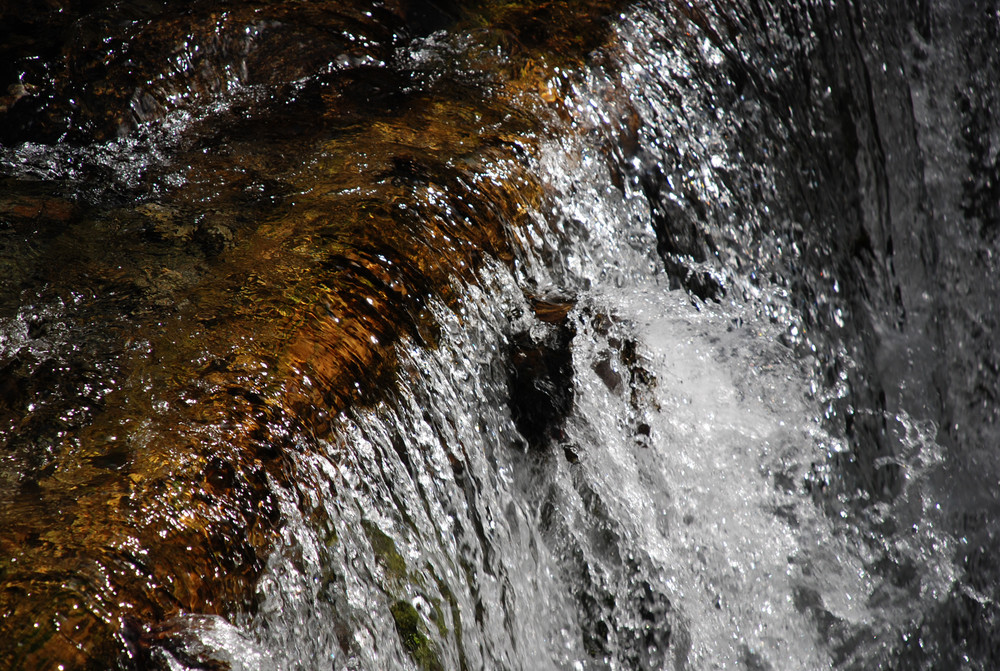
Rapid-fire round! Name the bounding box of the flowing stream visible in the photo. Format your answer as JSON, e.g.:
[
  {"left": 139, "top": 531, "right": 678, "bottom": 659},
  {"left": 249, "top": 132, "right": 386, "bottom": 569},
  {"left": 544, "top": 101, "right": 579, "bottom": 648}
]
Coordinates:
[{"left": 1, "top": 1, "right": 999, "bottom": 669}]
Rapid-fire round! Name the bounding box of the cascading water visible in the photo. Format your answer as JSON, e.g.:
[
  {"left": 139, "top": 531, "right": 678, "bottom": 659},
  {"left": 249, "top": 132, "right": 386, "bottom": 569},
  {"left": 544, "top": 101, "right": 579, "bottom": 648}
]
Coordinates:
[{"left": 1, "top": 1, "right": 998, "bottom": 669}]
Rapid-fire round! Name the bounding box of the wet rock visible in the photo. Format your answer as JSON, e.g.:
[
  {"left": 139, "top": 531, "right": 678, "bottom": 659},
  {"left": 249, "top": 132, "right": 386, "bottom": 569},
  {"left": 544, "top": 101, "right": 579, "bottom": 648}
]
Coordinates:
[
  {"left": 135, "top": 614, "right": 276, "bottom": 671},
  {"left": 0, "top": 0, "right": 637, "bottom": 667},
  {"left": 137, "top": 203, "right": 193, "bottom": 243},
  {"left": 507, "top": 295, "right": 576, "bottom": 449},
  {"left": 640, "top": 169, "right": 726, "bottom": 301},
  {"left": 390, "top": 600, "right": 445, "bottom": 671},
  {"left": 0, "top": 189, "right": 77, "bottom": 225},
  {"left": 195, "top": 219, "right": 235, "bottom": 257},
  {"left": 583, "top": 307, "right": 659, "bottom": 445},
  {"left": 0, "top": 1, "right": 413, "bottom": 144},
  {"left": 593, "top": 356, "right": 623, "bottom": 393}
]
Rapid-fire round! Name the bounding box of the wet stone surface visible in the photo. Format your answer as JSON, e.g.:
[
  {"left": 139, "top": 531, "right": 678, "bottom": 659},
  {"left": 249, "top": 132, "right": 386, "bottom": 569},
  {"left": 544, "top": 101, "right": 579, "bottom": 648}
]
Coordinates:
[{"left": 0, "top": 0, "right": 635, "bottom": 667}]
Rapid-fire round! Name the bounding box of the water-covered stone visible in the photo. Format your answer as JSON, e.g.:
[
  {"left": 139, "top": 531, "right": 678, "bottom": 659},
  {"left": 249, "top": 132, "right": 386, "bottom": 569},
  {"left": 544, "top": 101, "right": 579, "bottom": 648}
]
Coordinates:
[{"left": 0, "top": 0, "right": 637, "bottom": 667}]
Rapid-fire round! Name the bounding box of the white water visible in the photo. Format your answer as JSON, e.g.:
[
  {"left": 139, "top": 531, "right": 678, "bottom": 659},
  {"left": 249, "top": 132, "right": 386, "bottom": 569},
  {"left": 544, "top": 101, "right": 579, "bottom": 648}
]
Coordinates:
[
  {"left": 221, "top": 276, "right": 953, "bottom": 670},
  {"left": 568, "top": 286, "right": 859, "bottom": 669}
]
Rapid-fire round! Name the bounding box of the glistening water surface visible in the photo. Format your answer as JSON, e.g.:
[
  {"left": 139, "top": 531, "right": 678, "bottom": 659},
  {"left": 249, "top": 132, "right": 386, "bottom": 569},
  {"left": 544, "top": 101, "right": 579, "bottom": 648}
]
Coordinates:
[{"left": 1, "top": 1, "right": 998, "bottom": 669}]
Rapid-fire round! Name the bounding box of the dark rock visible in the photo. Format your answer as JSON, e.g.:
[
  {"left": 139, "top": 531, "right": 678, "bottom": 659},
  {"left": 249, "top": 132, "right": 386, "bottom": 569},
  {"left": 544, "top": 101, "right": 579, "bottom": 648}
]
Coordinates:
[{"left": 507, "top": 296, "right": 576, "bottom": 448}]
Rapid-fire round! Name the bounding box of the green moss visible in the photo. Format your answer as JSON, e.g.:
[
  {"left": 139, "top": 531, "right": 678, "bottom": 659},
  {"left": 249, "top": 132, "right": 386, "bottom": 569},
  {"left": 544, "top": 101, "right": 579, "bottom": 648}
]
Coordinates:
[
  {"left": 361, "top": 520, "right": 408, "bottom": 582},
  {"left": 390, "top": 600, "right": 444, "bottom": 671},
  {"left": 427, "top": 565, "right": 469, "bottom": 671},
  {"left": 429, "top": 597, "right": 449, "bottom": 639},
  {"left": 322, "top": 523, "right": 338, "bottom": 547}
]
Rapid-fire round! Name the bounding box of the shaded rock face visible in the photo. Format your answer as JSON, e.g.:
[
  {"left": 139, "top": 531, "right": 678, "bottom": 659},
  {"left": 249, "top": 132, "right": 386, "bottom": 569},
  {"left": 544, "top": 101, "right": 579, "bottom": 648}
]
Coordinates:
[
  {"left": 0, "top": 0, "right": 637, "bottom": 667},
  {"left": 0, "top": 0, "right": 408, "bottom": 144},
  {"left": 507, "top": 296, "right": 576, "bottom": 449}
]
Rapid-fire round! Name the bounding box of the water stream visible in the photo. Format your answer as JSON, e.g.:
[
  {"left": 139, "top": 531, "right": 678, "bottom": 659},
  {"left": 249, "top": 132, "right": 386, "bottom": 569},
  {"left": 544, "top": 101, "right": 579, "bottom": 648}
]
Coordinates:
[{"left": 1, "top": 1, "right": 999, "bottom": 669}]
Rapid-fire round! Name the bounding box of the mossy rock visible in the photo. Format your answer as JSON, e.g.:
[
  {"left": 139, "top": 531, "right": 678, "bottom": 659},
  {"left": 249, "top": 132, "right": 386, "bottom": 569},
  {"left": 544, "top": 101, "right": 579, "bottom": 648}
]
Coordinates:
[
  {"left": 362, "top": 520, "right": 409, "bottom": 583},
  {"left": 390, "top": 600, "right": 445, "bottom": 671}
]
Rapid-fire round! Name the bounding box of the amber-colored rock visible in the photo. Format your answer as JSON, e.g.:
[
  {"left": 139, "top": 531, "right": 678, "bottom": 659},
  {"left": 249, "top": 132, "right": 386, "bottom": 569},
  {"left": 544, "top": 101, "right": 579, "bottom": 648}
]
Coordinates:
[{"left": 0, "top": 0, "right": 634, "bottom": 667}]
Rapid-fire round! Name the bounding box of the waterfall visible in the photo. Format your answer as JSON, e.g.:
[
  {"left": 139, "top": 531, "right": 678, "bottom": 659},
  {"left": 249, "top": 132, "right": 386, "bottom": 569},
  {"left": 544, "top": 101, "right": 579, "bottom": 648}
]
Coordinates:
[{"left": 1, "top": 1, "right": 999, "bottom": 669}]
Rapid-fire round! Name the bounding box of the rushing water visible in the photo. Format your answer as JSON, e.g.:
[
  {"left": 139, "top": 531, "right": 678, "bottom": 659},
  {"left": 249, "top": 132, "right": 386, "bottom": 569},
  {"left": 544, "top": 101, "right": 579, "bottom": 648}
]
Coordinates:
[{"left": 1, "top": 1, "right": 999, "bottom": 669}]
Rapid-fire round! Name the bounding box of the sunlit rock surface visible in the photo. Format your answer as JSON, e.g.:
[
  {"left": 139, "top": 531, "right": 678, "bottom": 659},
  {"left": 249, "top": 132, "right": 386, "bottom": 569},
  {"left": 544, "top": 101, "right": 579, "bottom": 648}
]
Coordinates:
[{"left": 0, "top": 1, "right": 630, "bottom": 666}]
